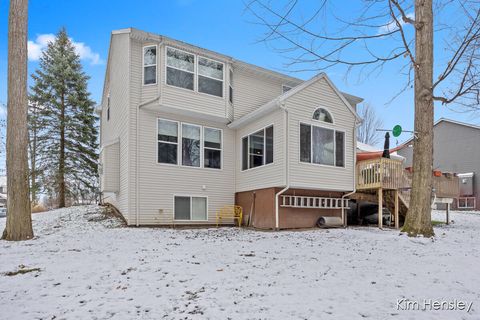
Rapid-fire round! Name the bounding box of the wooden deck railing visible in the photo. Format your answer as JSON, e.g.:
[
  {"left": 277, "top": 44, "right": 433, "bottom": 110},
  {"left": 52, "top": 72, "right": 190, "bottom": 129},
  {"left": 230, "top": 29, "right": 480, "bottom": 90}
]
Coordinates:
[
  {"left": 356, "top": 158, "right": 408, "bottom": 190},
  {"left": 357, "top": 158, "right": 460, "bottom": 199}
]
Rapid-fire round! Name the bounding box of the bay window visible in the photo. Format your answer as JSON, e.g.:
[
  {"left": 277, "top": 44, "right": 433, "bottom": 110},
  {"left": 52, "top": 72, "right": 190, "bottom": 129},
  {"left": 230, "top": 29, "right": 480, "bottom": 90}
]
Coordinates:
[
  {"left": 198, "top": 57, "right": 224, "bottom": 97},
  {"left": 166, "top": 47, "right": 195, "bottom": 90},
  {"left": 242, "top": 125, "right": 274, "bottom": 170},
  {"left": 143, "top": 46, "right": 157, "bottom": 85},
  {"left": 300, "top": 123, "right": 345, "bottom": 167},
  {"left": 165, "top": 47, "right": 226, "bottom": 98}
]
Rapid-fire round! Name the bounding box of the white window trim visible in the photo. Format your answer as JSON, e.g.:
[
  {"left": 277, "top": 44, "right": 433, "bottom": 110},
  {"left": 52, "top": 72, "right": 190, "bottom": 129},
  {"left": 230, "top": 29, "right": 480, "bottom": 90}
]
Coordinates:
[
  {"left": 203, "top": 126, "right": 223, "bottom": 170},
  {"left": 181, "top": 122, "right": 202, "bottom": 168},
  {"left": 143, "top": 45, "right": 158, "bottom": 86},
  {"left": 173, "top": 195, "right": 209, "bottom": 222},
  {"left": 197, "top": 55, "right": 225, "bottom": 98},
  {"left": 299, "top": 121, "right": 346, "bottom": 169},
  {"left": 241, "top": 124, "right": 274, "bottom": 172},
  {"left": 157, "top": 118, "right": 180, "bottom": 166},
  {"left": 457, "top": 197, "right": 476, "bottom": 209},
  {"left": 164, "top": 46, "right": 225, "bottom": 99},
  {"left": 312, "top": 106, "right": 335, "bottom": 124},
  {"left": 156, "top": 118, "right": 223, "bottom": 170},
  {"left": 165, "top": 46, "right": 196, "bottom": 92},
  {"left": 106, "top": 93, "right": 111, "bottom": 121},
  {"left": 228, "top": 68, "right": 234, "bottom": 105}
]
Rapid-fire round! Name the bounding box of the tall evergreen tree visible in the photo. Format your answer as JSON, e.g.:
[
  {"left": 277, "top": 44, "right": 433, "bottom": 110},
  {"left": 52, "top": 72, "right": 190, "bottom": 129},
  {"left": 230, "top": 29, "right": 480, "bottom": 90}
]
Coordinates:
[{"left": 30, "top": 28, "right": 98, "bottom": 208}]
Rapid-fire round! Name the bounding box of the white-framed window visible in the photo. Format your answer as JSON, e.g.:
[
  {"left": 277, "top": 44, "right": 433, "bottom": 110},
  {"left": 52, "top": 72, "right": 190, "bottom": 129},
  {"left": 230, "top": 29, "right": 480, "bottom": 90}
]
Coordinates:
[
  {"left": 228, "top": 68, "right": 234, "bottom": 104},
  {"left": 182, "top": 123, "right": 201, "bottom": 167},
  {"left": 242, "top": 125, "right": 274, "bottom": 171},
  {"left": 174, "top": 195, "right": 207, "bottom": 221},
  {"left": 204, "top": 127, "right": 222, "bottom": 169},
  {"left": 300, "top": 123, "right": 344, "bottom": 167},
  {"left": 198, "top": 56, "right": 224, "bottom": 97},
  {"left": 166, "top": 47, "right": 195, "bottom": 90},
  {"left": 106, "top": 93, "right": 110, "bottom": 121},
  {"left": 143, "top": 45, "right": 157, "bottom": 85},
  {"left": 157, "top": 119, "right": 179, "bottom": 165},
  {"left": 165, "top": 47, "right": 226, "bottom": 98},
  {"left": 282, "top": 84, "right": 292, "bottom": 94},
  {"left": 312, "top": 107, "right": 333, "bottom": 123},
  {"left": 157, "top": 118, "right": 222, "bottom": 169}
]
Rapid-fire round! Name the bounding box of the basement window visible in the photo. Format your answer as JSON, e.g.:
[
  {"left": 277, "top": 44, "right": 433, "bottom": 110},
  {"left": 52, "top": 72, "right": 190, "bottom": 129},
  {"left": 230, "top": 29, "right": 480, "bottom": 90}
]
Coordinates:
[{"left": 174, "top": 196, "right": 207, "bottom": 221}]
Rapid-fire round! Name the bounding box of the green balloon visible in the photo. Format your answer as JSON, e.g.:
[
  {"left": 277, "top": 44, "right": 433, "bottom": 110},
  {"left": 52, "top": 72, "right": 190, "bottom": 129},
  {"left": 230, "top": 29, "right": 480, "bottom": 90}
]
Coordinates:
[{"left": 392, "top": 125, "right": 402, "bottom": 137}]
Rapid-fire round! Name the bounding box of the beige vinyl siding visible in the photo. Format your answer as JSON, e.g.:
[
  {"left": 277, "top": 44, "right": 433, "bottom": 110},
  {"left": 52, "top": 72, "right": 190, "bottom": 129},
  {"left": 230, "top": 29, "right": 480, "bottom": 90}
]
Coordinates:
[
  {"left": 100, "top": 142, "right": 120, "bottom": 192},
  {"left": 235, "top": 109, "right": 285, "bottom": 192},
  {"left": 159, "top": 44, "right": 228, "bottom": 119},
  {"left": 100, "top": 33, "right": 131, "bottom": 216},
  {"left": 286, "top": 78, "right": 356, "bottom": 191},
  {"left": 233, "top": 67, "right": 301, "bottom": 120},
  {"left": 135, "top": 107, "right": 235, "bottom": 225}
]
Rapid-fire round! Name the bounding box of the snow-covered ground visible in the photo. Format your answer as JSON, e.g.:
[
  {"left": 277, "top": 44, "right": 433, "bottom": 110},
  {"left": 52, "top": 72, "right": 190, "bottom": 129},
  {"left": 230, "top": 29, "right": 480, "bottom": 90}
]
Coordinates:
[{"left": 1, "top": 206, "right": 479, "bottom": 320}]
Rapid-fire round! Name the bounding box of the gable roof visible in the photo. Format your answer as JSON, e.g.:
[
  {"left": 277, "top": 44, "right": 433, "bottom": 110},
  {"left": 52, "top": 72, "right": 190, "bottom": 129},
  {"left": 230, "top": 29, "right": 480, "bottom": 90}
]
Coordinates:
[
  {"left": 228, "top": 73, "right": 362, "bottom": 129},
  {"left": 105, "top": 28, "right": 363, "bottom": 107},
  {"left": 435, "top": 118, "right": 480, "bottom": 131},
  {"left": 400, "top": 118, "right": 480, "bottom": 146}
]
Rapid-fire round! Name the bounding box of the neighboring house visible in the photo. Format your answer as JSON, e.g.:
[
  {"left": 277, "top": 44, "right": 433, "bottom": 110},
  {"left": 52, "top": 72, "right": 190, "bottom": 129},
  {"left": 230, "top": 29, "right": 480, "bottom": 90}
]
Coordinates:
[
  {"left": 397, "top": 118, "right": 480, "bottom": 210},
  {"left": 0, "top": 175, "right": 6, "bottom": 207},
  {"left": 98, "top": 28, "right": 363, "bottom": 229}
]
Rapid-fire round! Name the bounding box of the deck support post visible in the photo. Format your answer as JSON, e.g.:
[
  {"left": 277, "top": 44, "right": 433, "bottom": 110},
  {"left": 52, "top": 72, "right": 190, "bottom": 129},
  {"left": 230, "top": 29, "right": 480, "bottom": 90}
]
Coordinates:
[
  {"left": 394, "top": 190, "right": 399, "bottom": 229},
  {"left": 446, "top": 203, "right": 450, "bottom": 225},
  {"left": 378, "top": 188, "right": 383, "bottom": 229}
]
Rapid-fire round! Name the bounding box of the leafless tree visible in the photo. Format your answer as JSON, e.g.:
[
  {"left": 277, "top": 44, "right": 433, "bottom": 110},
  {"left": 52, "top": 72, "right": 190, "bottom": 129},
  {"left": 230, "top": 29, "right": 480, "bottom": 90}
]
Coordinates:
[
  {"left": 357, "top": 103, "right": 385, "bottom": 145},
  {"left": 2, "top": 0, "right": 33, "bottom": 241},
  {"left": 246, "top": 0, "right": 480, "bottom": 237}
]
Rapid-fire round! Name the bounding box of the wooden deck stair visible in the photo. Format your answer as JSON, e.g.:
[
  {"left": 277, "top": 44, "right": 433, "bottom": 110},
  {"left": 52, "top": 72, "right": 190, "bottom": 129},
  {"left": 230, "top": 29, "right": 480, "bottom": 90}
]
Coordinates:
[{"left": 352, "top": 157, "right": 458, "bottom": 229}]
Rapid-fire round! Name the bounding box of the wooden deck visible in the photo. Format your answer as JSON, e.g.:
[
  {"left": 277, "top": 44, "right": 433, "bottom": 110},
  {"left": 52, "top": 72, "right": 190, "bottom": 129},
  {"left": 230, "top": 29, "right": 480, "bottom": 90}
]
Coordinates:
[{"left": 353, "top": 158, "right": 460, "bottom": 229}]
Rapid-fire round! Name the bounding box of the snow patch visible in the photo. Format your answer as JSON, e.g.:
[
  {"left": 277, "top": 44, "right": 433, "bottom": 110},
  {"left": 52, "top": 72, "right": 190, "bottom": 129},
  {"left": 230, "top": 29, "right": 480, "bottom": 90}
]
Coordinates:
[{"left": 1, "top": 206, "right": 479, "bottom": 319}]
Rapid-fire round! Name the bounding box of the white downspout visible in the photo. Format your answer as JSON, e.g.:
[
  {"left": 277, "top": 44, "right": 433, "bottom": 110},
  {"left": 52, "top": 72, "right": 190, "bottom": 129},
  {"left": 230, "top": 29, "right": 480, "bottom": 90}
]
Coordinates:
[
  {"left": 341, "top": 120, "right": 362, "bottom": 227},
  {"left": 275, "top": 102, "right": 289, "bottom": 230},
  {"left": 135, "top": 42, "right": 163, "bottom": 227}
]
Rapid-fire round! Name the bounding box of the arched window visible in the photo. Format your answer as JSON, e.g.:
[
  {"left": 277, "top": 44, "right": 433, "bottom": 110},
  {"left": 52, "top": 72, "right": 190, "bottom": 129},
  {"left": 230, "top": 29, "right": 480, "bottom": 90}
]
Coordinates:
[{"left": 313, "top": 108, "right": 333, "bottom": 123}]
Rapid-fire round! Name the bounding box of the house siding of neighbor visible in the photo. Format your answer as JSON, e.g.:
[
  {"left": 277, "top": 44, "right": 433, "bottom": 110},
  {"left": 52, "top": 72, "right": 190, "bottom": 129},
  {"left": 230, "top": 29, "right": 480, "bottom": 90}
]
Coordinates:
[
  {"left": 99, "top": 28, "right": 363, "bottom": 229},
  {"left": 397, "top": 119, "right": 480, "bottom": 210}
]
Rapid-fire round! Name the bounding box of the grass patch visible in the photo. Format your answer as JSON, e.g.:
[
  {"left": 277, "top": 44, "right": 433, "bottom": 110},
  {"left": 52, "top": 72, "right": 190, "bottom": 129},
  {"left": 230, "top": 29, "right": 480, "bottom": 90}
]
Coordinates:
[
  {"left": 4, "top": 265, "right": 41, "bottom": 276},
  {"left": 431, "top": 220, "right": 445, "bottom": 226}
]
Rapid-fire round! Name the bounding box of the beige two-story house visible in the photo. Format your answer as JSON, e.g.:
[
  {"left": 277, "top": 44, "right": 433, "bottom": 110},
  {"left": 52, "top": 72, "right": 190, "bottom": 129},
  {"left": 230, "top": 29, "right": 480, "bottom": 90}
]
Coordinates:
[{"left": 99, "top": 28, "right": 362, "bottom": 229}]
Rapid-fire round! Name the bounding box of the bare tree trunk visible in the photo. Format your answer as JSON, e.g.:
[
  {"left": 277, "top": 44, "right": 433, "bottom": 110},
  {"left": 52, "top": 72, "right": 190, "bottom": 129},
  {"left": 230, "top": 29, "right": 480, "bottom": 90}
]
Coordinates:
[
  {"left": 2, "top": 0, "right": 33, "bottom": 241},
  {"left": 31, "top": 124, "right": 37, "bottom": 205},
  {"left": 402, "top": 0, "right": 434, "bottom": 237},
  {"left": 58, "top": 93, "right": 66, "bottom": 208}
]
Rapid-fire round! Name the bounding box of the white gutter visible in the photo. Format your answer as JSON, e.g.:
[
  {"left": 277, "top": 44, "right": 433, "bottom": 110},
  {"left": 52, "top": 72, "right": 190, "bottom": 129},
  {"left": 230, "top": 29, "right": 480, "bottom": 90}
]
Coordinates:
[
  {"left": 341, "top": 120, "right": 362, "bottom": 227},
  {"left": 275, "top": 102, "right": 289, "bottom": 230}
]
